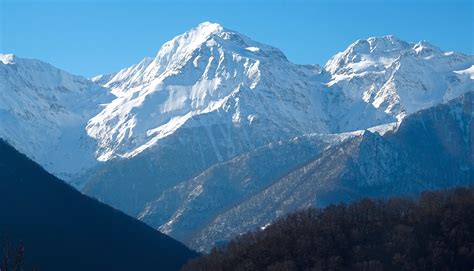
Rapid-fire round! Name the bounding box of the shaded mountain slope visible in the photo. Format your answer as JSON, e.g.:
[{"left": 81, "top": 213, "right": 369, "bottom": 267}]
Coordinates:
[
  {"left": 183, "top": 186, "right": 474, "bottom": 271},
  {"left": 189, "top": 91, "right": 473, "bottom": 251},
  {"left": 0, "top": 140, "right": 196, "bottom": 271},
  {"left": 74, "top": 25, "right": 472, "bottom": 252},
  {"left": 2, "top": 22, "right": 472, "bottom": 255},
  {"left": 139, "top": 133, "right": 359, "bottom": 243}
]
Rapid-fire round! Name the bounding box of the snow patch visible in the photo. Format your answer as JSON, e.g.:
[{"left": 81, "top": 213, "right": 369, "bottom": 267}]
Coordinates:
[
  {"left": 0, "top": 54, "right": 16, "bottom": 64},
  {"left": 245, "top": 46, "right": 260, "bottom": 53},
  {"left": 455, "top": 65, "right": 474, "bottom": 79}
]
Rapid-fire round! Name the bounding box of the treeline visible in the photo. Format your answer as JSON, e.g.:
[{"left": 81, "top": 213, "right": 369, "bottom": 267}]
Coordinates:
[{"left": 182, "top": 186, "right": 474, "bottom": 271}]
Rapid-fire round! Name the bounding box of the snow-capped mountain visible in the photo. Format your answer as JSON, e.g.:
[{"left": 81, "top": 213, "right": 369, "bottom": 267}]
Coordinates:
[
  {"left": 324, "top": 36, "right": 474, "bottom": 127},
  {"left": 88, "top": 23, "right": 473, "bottom": 163},
  {"left": 0, "top": 54, "right": 111, "bottom": 178},
  {"left": 76, "top": 22, "right": 473, "bottom": 251},
  {"left": 324, "top": 35, "right": 473, "bottom": 122},
  {"left": 87, "top": 22, "right": 331, "bottom": 162},
  {"left": 1, "top": 22, "right": 472, "bottom": 253}
]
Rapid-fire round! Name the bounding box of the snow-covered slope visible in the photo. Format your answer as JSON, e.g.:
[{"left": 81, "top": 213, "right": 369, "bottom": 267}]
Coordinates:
[
  {"left": 324, "top": 36, "right": 474, "bottom": 121},
  {"left": 78, "top": 22, "right": 473, "bottom": 251},
  {"left": 87, "top": 22, "right": 332, "bottom": 162},
  {"left": 0, "top": 54, "right": 111, "bottom": 178},
  {"left": 2, "top": 22, "right": 472, "bottom": 253},
  {"left": 89, "top": 24, "right": 473, "bottom": 163}
]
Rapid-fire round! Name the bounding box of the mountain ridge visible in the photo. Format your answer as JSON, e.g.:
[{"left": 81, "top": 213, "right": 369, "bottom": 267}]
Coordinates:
[
  {"left": 0, "top": 53, "right": 112, "bottom": 179},
  {"left": 187, "top": 91, "right": 473, "bottom": 251},
  {"left": 87, "top": 22, "right": 473, "bottom": 162},
  {"left": 1, "top": 21, "right": 472, "bottom": 253}
]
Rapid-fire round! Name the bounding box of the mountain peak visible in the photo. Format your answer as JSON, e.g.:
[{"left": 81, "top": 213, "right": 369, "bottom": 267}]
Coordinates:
[
  {"left": 0, "top": 53, "right": 16, "bottom": 64},
  {"left": 98, "top": 21, "right": 287, "bottom": 95},
  {"left": 195, "top": 21, "right": 224, "bottom": 33},
  {"left": 325, "top": 36, "right": 404, "bottom": 67},
  {"left": 345, "top": 35, "right": 410, "bottom": 56},
  {"left": 166, "top": 21, "right": 225, "bottom": 50},
  {"left": 412, "top": 40, "right": 441, "bottom": 55},
  {"left": 87, "top": 28, "right": 473, "bottom": 163},
  {"left": 154, "top": 21, "right": 285, "bottom": 63},
  {"left": 367, "top": 35, "right": 406, "bottom": 46},
  {"left": 325, "top": 35, "right": 426, "bottom": 74},
  {"left": 155, "top": 21, "right": 228, "bottom": 59}
]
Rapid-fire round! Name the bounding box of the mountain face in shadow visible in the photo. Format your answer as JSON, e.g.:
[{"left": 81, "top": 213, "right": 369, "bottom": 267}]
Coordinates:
[
  {"left": 0, "top": 140, "right": 196, "bottom": 271},
  {"left": 2, "top": 25, "right": 472, "bottom": 255},
  {"left": 69, "top": 25, "right": 472, "bottom": 252},
  {"left": 187, "top": 91, "right": 473, "bottom": 251}
]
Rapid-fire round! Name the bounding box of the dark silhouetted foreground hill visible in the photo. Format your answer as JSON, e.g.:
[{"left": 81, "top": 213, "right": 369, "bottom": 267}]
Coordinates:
[
  {"left": 0, "top": 140, "right": 196, "bottom": 271},
  {"left": 183, "top": 187, "right": 474, "bottom": 271}
]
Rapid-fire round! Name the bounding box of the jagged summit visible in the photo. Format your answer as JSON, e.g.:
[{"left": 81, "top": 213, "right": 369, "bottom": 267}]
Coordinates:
[
  {"left": 412, "top": 40, "right": 441, "bottom": 55},
  {"left": 193, "top": 21, "right": 223, "bottom": 33},
  {"left": 1, "top": 23, "right": 472, "bottom": 254},
  {"left": 1, "top": 24, "right": 472, "bottom": 182},
  {"left": 87, "top": 22, "right": 317, "bottom": 161},
  {"left": 86, "top": 25, "right": 473, "bottom": 162},
  {"left": 367, "top": 35, "right": 410, "bottom": 51},
  {"left": 95, "top": 22, "right": 288, "bottom": 96},
  {"left": 324, "top": 35, "right": 458, "bottom": 75},
  {"left": 325, "top": 35, "right": 412, "bottom": 74},
  {"left": 154, "top": 21, "right": 287, "bottom": 62},
  {"left": 0, "top": 53, "right": 16, "bottom": 64},
  {"left": 157, "top": 21, "right": 225, "bottom": 56},
  {"left": 323, "top": 35, "right": 473, "bottom": 120}
]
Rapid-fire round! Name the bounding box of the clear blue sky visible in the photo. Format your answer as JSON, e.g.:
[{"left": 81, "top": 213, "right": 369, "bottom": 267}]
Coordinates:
[{"left": 1, "top": 0, "right": 473, "bottom": 77}]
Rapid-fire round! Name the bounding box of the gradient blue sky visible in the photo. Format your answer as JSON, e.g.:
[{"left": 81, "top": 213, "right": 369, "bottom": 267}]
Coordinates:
[{"left": 1, "top": 0, "right": 473, "bottom": 77}]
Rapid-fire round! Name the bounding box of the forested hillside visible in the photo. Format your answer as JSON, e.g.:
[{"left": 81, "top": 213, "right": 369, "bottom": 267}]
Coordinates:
[{"left": 183, "top": 187, "right": 474, "bottom": 271}]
